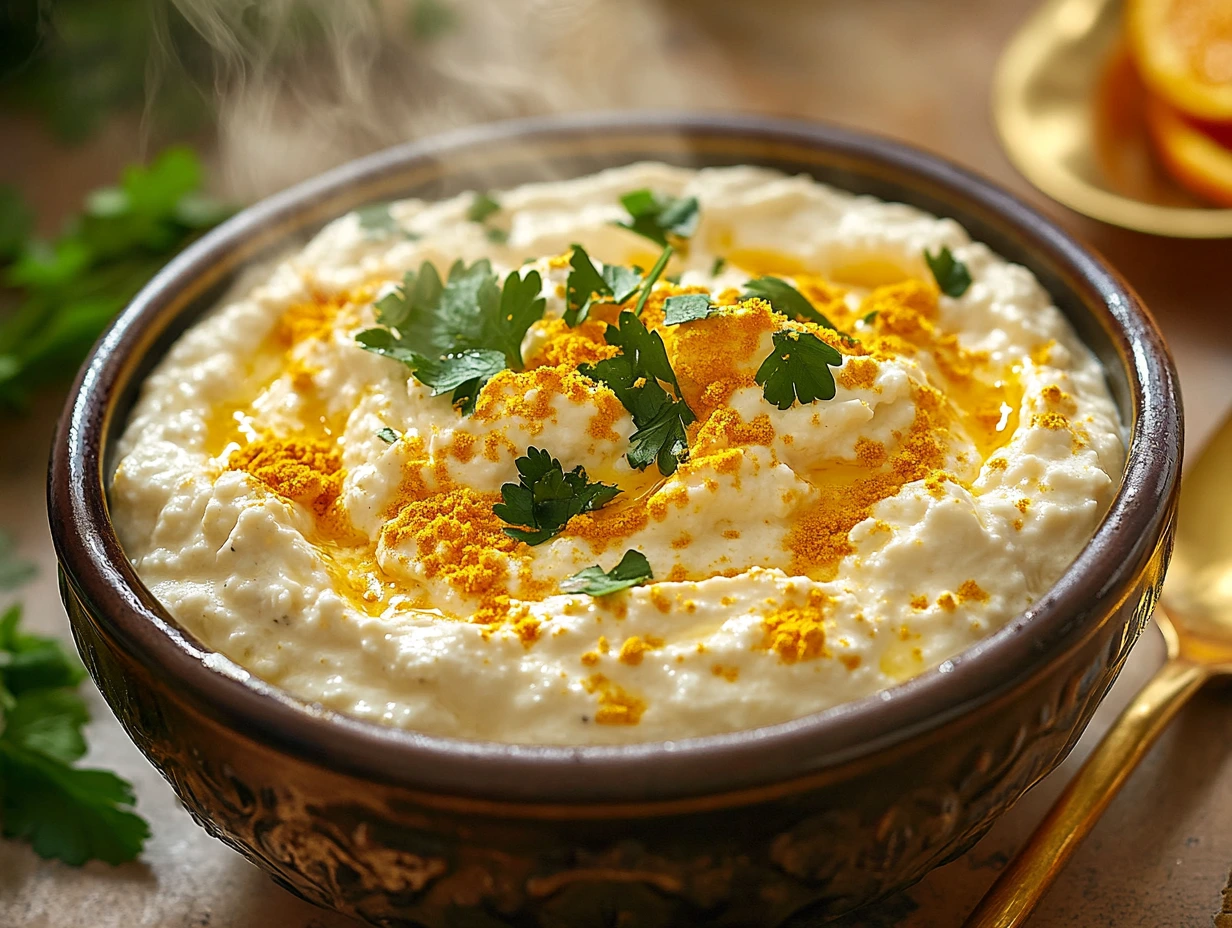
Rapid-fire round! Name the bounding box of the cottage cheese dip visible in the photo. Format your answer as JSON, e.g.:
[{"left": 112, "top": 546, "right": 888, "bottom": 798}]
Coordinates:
[{"left": 111, "top": 164, "right": 1124, "bottom": 744}]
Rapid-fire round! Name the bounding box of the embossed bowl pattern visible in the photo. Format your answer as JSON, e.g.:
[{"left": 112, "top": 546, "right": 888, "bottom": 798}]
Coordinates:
[{"left": 49, "top": 114, "right": 1181, "bottom": 927}]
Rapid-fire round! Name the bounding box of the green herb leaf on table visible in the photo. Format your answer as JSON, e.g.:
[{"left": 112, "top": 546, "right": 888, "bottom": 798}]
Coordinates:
[
  {"left": 0, "top": 605, "right": 85, "bottom": 697},
  {"left": 632, "top": 245, "right": 673, "bottom": 317},
  {"left": 616, "top": 189, "right": 700, "bottom": 247},
  {"left": 663, "top": 294, "right": 719, "bottom": 326},
  {"left": 0, "top": 187, "right": 33, "bottom": 263},
  {"left": 0, "top": 746, "right": 149, "bottom": 866},
  {"left": 744, "top": 276, "right": 843, "bottom": 332},
  {"left": 0, "top": 531, "right": 36, "bottom": 591},
  {"left": 924, "top": 246, "right": 972, "bottom": 298},
  {"left": 756, "top": 330, "right": 845, "bottom": 410},
  {"left": 493, "top": 448, "right": 621, "bottom": 546},
  {"left": 564, "top": 245, "right": 642, "bottom": 326},
  {"left": 561, "top": 549, "right": 654, "bottom": 596},
  {"left": 0, "top": 605, "right": 148, "bottom": 865},
  {"left": 0, "top": 147, "right": 233, "bottom": 410},
  {"left": 579, "top": 311, "right": 696, "bottom": 475},
  {"left": 356, "top": 259, "right": 546, "bottom": 414}
]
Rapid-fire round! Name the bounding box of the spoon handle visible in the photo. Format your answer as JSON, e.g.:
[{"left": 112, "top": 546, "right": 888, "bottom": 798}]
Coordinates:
[{"left": 962, "top": 655, "right": 1209, "bottom": 928}]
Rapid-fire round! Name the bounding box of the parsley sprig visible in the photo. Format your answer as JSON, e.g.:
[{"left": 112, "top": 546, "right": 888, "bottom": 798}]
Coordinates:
[
  {"left": 561, "top": 549, "right": 653, "bottom": 596},
  {"left": 357, "top": 259, "right": 546, "bottom": 414},
  {"left": 924, "top": 246, "right": 972, "bottom": 297},
  {"left": 0, "top": 604, "right": 149, "bottom": 865},
  {"left": 0, "top": 147, "right": 232, "bottom": 409},
  {"left": 756, "top": 330, "right": 845, "bottom": 410},
  {"left": 564, "top": 244, "right": 642, "bottom": 326},
  {"left": 579, "top": 311, "right": 695, "bottom": 475},
  {"left": 744, "top": 276, "right": 844, "bottom": 332},
  {"left": 616, "top": 189, "right": 700, "bottom": 247},
  {"left": 494, "top": 448, "right": 621, "bottom": 545}
]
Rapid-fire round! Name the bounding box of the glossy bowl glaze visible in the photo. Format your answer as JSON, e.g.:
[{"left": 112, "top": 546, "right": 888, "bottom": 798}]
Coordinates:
[{"left": 49, "top": 113, "right": 1182, "bottom": 926}]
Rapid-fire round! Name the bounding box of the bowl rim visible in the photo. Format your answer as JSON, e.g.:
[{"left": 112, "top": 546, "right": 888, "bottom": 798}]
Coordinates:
[{"left": 48, "top": 111, "right": 1181, "bottom": 807}]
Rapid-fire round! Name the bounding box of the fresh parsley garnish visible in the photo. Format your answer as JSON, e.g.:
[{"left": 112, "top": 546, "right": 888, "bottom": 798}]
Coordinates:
[
  {"left": 493, "top": 448, "right": 621, "bottom": 545},
  {"left": 564, "top": 244, "right": 642, "bottom": 326},
  {"left": 663, "top": 294, "right": 719, "bottom": 326},
  {"left": 356, "top": 202, "right": 417, "bottom": 241},
  {"left": 744, "top": 276, "right": 842, "bottom": 332},
  {"left": 485, "top": 227, "right": 509, "bottom": 245},
  {"left": 756, "top": 330, "right": 845, "bottom": 410},
  {"left": 924, "top": 246, "right": 972, "bottom": 297},
  {"left": 561, "top": 549, "right": 653, "bottom": 596},
  {"left": 0, "top": 530, "right": 36, "bottom": 591},
  {"left": 0, "top": 147, "right": 232, "bottom": 409},
  {"left": 356, "top": 259, "right": 545, "bottom": 414},
  {"left": 632, "top": 245, "right": 673, "bottom": 317},
  {"left": 579, "top": 311, "right": 695, "bottom": 475},
  {"left": 0, "top": 604, "right": 149, "bottom": 865},
  {"left": 376, "top": 427, "right": 400, "bottom": 444},
  {"left": 860, "top": 310, "right": 878, "bottom": 326},
  {"left": 616, "top": 189, "right": 700, "bottom": 247},
  {"left": 467, "top": 192, "right": 501, "bottom": 223},
  {"left": 710, "top": 256, "right": 727, "bottom": 276}
]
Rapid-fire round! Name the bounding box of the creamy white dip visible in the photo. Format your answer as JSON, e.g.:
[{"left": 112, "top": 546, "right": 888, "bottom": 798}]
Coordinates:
[{"left": 111, "top": 163, "right": 1123, "bottom": 744}]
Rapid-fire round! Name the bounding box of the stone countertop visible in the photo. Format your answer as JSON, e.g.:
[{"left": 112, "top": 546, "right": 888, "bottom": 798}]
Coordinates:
[{"left": 3, "top": 1, "right": 1232, "bottom": 925}]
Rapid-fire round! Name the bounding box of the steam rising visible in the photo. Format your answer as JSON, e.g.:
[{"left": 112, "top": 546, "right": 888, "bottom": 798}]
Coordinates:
[{"left": 160, "top": 0, "right": 734, "bottom": 199}]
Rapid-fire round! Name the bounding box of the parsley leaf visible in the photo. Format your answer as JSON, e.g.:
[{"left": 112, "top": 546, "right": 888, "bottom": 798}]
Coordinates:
[
  {"left": 357, "top": 260, "right": 545, "bottom": 414},
  {"left": 0, "top": 147, "right": 232, "bottom": 410},
  {"left": 0, "top": 745, "right": 149, "bottom": 866},
  {"left": 579, "top": 311, "right": 695, "bottom": 475},
  {"left": 0, "top": 605, "right": 85, "bottom": 697},
  {"left": 616, "top": 189, "right": 700, "bottom": 247},
  {"left": 924, "top": 246, "right": 972, "bottom": 297},
  {"left": 356, "top": 202, "right": 415, "bottom": 240},
  {"left": 744, "top": 277, "right": 842, "bottom": 331},
  {"left": 564, "top": 245, "right": 642, "bottom": 326},
  {"left": 0, "top": 531, "right": 36, "bottom": 591},
  {"left": 493, "top": 448, "right": 621, "bottom": 545},
  {"left": 755, "top": 330, "right": 845, "bottom": 409},
  {"left": 0, "top": 605, "right": 148, "bottom": 865},
  {"left": 664, "top": 294, "right": 719, "bottom": 326},
  {"left": 467, "top": 192, "right": 501, "bottom": 223},
  {"left": 561, "top": 549, "right": 653, "bottom": 596},
  {"left": 376, "top": 427, "right": 400, "bottom": 444},
  {"left": 710, "top": 256, "right": 727, "bottom": 276}
]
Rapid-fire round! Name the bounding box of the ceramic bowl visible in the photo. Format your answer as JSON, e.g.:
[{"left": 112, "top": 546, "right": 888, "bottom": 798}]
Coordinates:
[{"left": 48, "top": 113, "right": 1182, "bottom": 926}]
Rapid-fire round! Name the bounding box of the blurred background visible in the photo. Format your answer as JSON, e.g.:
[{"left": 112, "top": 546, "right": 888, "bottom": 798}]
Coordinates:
[{"left": 1, "top": 1, "right": 1231, "bottom": 926}]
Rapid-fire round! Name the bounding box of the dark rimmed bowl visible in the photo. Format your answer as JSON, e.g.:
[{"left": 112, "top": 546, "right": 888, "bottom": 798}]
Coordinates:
[{"left": 49, "top": 113, "right": 1181, "bottom": 926}]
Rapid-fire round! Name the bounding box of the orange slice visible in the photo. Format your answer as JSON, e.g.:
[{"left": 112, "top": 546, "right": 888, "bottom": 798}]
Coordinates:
[
  {"left": 1144, "top": 93, "right": 1232, "bottom": 206},
  {"left": 1128, "top": 0, "right": 1232, "bottom": 121}
]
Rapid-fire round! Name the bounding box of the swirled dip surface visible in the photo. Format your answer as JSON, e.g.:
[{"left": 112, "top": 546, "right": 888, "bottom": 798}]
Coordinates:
[{"left": 112, "top": 164, "right": 1123, "bottom": 744}]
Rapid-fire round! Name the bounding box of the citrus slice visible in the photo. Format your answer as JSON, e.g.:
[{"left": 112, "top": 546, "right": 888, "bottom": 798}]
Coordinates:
[
  {"left": 1128, "top": 0, "right": 1232, "bottom": 121},
  {"left": 1145, "top": 93, "right": 1232, "bottom": 206}
]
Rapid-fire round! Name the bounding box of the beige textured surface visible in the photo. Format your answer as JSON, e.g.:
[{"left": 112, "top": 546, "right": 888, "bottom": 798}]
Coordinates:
[{"left": 3, "top": 1, "right": 1232, "bottom": 925}]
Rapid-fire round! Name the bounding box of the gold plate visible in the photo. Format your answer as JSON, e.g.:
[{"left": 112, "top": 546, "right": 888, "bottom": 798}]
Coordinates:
[{"left": 994, "top": 0, "right": 1232, "bottom": 238}]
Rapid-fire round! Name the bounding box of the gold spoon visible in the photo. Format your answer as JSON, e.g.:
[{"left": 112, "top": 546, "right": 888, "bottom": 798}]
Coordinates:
[
  {"left": 994, "top": 0, "right": 1232, "bottom": 238},
  {"left": 962, "top": 409, "right": 1232, "bottom": 927}
]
